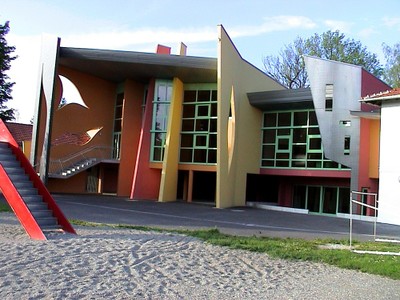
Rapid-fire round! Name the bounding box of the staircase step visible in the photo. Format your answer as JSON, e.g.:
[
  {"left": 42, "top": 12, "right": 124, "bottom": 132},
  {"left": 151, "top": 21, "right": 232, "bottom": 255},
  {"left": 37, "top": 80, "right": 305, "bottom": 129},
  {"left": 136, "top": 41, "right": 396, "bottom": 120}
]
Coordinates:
[
  {"left": 41, "top": 224, "right": 62, "bottom": 231},
  {"left": 23, "top": 195, "right": 44, "bottom": 202},
  {"left": 3, "top": 167, "right": 26, "bottom": 175},
  {"left": 25, "top": 202, "right": 48, "bottom": 211},
  {"left": 12, "top": 181, "right": 34, "bottom": 189},
  {"left": 8, "top": 173, "right": 30, "bottom": 181},
  {"left": 30, "top": 210, "right": 54, "bottom": 218},
  {"left": 0, "top": 154, "right": 15, "bottom": 160},
  {"left": 17, "top": 188, "right": 39, "bottom": 196},
  {"left": 1, "top": 161, "right": 21, "bottom": 168},
  {"left": 36, "top": 217, "right": 58, "bottom": 227}
]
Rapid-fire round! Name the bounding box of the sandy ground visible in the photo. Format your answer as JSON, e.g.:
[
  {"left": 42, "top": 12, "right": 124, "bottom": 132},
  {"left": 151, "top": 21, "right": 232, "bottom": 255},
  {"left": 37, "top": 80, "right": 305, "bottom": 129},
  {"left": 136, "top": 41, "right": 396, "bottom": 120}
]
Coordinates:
[{"left": 0, "top": 213, "right": 399, "bottom": 300}]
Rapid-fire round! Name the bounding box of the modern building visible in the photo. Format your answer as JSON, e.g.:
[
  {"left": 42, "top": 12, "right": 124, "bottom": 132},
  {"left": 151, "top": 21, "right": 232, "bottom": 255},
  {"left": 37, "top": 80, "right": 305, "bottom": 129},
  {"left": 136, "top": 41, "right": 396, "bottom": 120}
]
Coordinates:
[{"left": 32, "top": 25, "right": 391, "bottom": 219}]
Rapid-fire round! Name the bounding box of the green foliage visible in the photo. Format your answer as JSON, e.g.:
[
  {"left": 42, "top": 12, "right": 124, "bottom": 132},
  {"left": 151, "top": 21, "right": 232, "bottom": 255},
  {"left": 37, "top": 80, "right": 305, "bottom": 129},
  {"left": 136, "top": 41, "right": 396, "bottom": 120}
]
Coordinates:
[
  {"left": 263, "top": 30, "right": 383, "bottom": 89},
  {"left": 0, "top": 21, "right": 16, "bottom": 121},
  {"left": 382, "top": 42, "right": 400, "bottom": 88},
  {"left": 0, "top": 202, "right": 11, "bottom": 212}
]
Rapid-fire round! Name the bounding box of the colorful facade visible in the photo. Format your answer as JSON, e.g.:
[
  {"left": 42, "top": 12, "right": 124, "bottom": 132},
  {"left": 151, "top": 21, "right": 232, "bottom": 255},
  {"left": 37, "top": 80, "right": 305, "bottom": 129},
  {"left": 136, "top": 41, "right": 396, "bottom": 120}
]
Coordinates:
[
  {"left": 32, "top": 26, "right": 391, "bottom": 218},
  {"left": 363, "top": 89, "right": 400, "bottom": 225}
]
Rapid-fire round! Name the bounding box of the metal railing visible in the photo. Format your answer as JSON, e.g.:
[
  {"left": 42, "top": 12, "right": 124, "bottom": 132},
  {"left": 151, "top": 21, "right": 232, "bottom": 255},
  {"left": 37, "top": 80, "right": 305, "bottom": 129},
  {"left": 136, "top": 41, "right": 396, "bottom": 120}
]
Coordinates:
[
  {"left": 48, "top": 145, "right": 113, "bottom": 176},
  {"left": 349, "top": 191, "right": 378, "bottom": 248},
  {"left": 349, "top": 191, "right": 400, "bottom": 255}
]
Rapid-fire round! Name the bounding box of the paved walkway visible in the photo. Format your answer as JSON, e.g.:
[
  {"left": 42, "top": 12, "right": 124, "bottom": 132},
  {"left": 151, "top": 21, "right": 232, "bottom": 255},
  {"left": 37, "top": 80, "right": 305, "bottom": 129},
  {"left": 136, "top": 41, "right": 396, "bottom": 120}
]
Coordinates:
[{"left": 53, "top": 194, "right": 400, "bottom": 241}]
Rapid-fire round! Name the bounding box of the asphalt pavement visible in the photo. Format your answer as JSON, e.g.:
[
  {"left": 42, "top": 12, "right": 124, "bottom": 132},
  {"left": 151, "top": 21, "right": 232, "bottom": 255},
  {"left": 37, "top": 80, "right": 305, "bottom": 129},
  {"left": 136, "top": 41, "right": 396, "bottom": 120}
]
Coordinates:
[{"left": 51, "top": 194, "right": 400, "bottom": 241}]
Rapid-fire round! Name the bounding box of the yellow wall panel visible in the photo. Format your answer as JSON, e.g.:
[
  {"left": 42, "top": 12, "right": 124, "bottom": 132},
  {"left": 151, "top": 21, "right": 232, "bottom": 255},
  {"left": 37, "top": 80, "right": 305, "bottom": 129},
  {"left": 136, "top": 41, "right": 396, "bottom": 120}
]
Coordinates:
[
  {"left": 159, "top": 78, "right": 184, "bottom": 202},
  {"left": 216, "top": 25, "right": 284, "bottom": 208}
]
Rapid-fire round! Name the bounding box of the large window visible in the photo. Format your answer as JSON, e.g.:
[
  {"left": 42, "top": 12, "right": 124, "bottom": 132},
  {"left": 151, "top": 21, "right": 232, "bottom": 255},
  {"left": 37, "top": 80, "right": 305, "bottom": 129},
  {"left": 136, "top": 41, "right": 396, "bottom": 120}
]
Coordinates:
[
  {"left": 150, "top": 80, "right": 173, "bottom": 162},
  {"left": 180, "top": 87, "right": 217, "bottom": 164},
  {"left": 261, "top": 110, "right": 348, "bottom": 169},
  {"left": 293, "top": 185, "right": 350, "bottom": 214}
]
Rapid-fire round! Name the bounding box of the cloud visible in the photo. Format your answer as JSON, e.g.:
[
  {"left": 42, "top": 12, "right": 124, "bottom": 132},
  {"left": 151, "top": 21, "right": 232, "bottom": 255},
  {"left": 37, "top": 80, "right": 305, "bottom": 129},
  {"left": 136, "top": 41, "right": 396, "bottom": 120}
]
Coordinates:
[
  {"left": 358, "top": 27, "right": 378, "bottom": 39},
  {"left": 324, "top": 20, "right": 353, "bottom": 33},
  {"left": 229, "top": 16, "right": 317, "bottom": 37},
  {"left": 61, "top": 16, "right": 317, "bottom": 50},
  {"left": 383, "top": 17, "right": 400, "bottom": 28},
  {"left": 61, "top": 26, "right": 217, "bottom": 52}
]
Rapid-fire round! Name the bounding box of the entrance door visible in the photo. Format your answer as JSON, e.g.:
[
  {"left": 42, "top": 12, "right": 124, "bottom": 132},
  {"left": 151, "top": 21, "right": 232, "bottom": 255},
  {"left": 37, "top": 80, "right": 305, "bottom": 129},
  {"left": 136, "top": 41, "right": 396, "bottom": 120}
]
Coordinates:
[{"left": 322, "top": 187, "right": 337, "bottom": 214}]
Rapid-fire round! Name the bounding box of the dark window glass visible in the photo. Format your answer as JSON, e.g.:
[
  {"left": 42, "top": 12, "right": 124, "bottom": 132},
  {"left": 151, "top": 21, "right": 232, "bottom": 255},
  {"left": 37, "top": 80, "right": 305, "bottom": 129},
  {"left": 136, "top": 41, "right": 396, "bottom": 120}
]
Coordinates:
[
  {"left": 278, "top": 112, "right": 291, "bottom": 126},
  {"left": 293, "top": 186, "right": 307, "bottom": 209},
  {"left": 184, "top": 90, "right": 196, "bottom": 102},
  {"left": 294, "top": 111, "right": 307, "bottom": 126},
  {"left": 180, "top": 134, "right": 193, "bottom": 147},
  {"left": 181, "top": 119, "right": 194, "bottom": 131},
  {"left": 198, "top": 90, "right": 210, "bottom": 102},
  {"left": 309, "top": 111, "right": 318, "bottom": 125},
  {"left": 197, "top": 105, "right": 209, "bottom": 117},
  {"left": 196, "top": 119, "right": 209, "bottom": 131},
  {"left": 293, "top": 128, "right": 306, "bottom": 143},
  {"left": 211, "top": 90, "right": 218, "bottom": 101},
  {"left": 208, "top": 150, "right": 217, "bottom": 163},
  {"left": 309, "top": 138, "right": 321, "bottom": 150},
  {"left": 194, "top": 149, "right": 207, "bottom": 163},
  {"left": 209, "top": 134, "right": 217, "bottom": 148},
  {"left": 263, "top": 129, "right": 275, "bottom": 143},
  {"left": 180, "top": 149, "right": 192, "bottom": 162},
  {"left": 262, "top": 145, "right": 275, "bottom": 159},
  {"left": 264, "top": 113, "right": 276, "bottom": 127},
  {"left": 183, "top": 104, "right": 195, "bottom": 118}
]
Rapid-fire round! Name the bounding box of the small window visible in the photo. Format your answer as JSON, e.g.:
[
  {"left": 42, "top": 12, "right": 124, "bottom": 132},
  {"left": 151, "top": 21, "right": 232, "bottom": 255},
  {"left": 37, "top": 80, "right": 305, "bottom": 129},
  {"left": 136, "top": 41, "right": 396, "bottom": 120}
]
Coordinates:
[
  {"left": 344, "top": 136, "right": 350, "bottom": 155},
  {"left": 325, "top": 84, "right": 333, "bottom": 111},
  {"left": 340, "top": 120, "right": 351, "bottom": 127}
]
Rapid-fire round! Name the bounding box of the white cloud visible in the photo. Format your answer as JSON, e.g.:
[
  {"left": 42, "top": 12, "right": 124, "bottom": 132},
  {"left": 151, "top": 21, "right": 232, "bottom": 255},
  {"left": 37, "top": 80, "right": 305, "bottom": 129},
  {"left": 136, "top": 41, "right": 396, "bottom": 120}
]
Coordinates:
[
  {"left": 358, "top": 27, "right": 378, "bottom": 39},
  {"left": 61, "top": 26, "right": 217, "bottom": 52},
  {"left": 324, "top": 20, "right": 353, "bottom": 33},
  {"left": 229, "top": 16, "right": 317, "bottom": 37},
  {"left": 383, "top": 17, "right": 400, "bottom": 29}
]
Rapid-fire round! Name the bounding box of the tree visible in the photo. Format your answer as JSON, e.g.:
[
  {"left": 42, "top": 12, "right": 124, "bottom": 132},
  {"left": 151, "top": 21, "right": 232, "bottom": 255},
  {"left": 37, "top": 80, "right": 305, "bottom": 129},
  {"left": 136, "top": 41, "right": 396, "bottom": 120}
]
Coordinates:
[
  {"left": 382, "top": 42, "right": 400, "bottom": 88},
  {"left": 0, "top": 21, "right": 16, "bottom": 121},
  {"left": 263, "top": 30, "right": 383, "bottom": 89}
]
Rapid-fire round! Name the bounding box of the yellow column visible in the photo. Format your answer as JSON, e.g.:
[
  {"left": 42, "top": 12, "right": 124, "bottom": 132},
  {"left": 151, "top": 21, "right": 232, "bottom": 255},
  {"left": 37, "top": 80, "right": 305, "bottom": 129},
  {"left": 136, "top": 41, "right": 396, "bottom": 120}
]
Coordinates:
[{"left": 158, "top": 78, "right": 184, "bottom": 202}]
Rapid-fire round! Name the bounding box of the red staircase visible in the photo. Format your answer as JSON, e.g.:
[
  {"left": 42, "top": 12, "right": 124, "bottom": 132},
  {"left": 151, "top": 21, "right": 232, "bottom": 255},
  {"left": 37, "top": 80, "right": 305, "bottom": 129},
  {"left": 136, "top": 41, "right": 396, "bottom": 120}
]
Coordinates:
[{"left": 0, "top": 120, "right": 76, "bottom": 240}]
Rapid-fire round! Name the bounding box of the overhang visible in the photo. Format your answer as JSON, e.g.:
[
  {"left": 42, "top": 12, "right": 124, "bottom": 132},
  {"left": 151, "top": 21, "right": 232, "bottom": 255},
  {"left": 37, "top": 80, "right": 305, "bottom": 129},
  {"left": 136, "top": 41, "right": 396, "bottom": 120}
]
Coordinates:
[
  {"left": 350, "top": 110, "right": 381, "bottom": 120},
  {"left": 248, "top": 88, "right": 313, "bottom": 110},
  {"left": 59, "top": 47, "right": 217, "bottom": 83}
]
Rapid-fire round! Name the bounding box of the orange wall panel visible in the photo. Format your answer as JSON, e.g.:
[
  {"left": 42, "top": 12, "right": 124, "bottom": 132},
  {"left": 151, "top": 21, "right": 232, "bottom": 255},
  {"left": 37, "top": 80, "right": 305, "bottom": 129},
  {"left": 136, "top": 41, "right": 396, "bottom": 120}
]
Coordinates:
[
  {"left": 369, "top": 119, "right": 380, "bottom": 179},
  {"left": 47, "top": 172, "right": 88, "bottom": 194},
  {"left": 117, "top": 80, "right": 144, "bottom": 196},
  {"left": 52, "top": 66, "right": 116, "bottom": 160}
]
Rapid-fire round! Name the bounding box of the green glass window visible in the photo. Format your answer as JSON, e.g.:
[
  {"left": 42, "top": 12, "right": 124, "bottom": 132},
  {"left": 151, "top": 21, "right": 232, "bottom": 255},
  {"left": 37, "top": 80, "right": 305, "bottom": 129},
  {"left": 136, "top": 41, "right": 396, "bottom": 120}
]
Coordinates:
[
  {"left": 180, "top": 85, "right": 217, "bottom": 164},
  {"left": 261, "top": 110, "right": 348, "bottom": 170},
  {"left": 150, "top": 80, "right": 173, "bottom": 162},
  {"left": 293, "top": 185, "right": 350, "bottom": 215}
]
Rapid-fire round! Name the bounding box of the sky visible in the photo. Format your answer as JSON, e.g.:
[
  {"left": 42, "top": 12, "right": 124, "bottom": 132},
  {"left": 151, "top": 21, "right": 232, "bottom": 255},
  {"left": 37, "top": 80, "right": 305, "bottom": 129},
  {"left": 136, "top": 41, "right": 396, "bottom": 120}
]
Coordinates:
[{"left": 2, "top": 0, "right": 400, "bottom": 123}]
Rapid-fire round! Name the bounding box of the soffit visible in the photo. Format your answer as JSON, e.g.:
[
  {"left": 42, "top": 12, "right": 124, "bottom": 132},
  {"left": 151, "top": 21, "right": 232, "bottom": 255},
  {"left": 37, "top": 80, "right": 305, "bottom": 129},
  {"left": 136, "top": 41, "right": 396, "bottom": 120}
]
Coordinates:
[
  {"left": 58, "top": 47, "right": 217, "bottom": 84},
  {"left": 248, "top": 88, "right": 313, "bottom": 110}
]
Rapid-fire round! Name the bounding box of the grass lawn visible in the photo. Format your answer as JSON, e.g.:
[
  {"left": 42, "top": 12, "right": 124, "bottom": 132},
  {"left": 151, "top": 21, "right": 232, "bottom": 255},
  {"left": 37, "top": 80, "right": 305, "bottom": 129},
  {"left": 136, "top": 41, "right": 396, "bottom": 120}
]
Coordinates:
[
  {"left": 70, "top": 220, "right": 400, "bottom": 281},
  {"left": 0, "top": 203, "right": 10, "bottom": 212}
]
